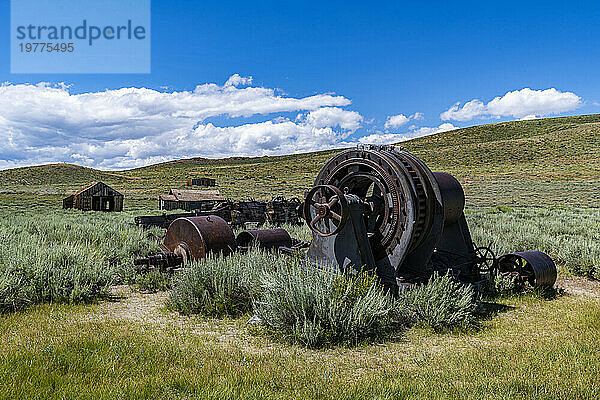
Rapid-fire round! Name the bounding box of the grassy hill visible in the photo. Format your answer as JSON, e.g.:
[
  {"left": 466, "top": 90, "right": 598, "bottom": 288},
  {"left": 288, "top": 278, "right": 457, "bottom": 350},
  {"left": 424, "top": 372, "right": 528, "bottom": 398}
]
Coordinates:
[{"left": 1, "top": 114, "right": 599, "bottom": 207}]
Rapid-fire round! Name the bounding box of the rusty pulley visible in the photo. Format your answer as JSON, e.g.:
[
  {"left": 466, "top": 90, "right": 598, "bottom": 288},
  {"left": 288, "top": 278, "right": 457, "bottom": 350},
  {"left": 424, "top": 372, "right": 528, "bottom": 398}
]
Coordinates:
[
  {"left": 496, "top": 251, "right": 557, "bottom": 288},
  {"left": 236, "top": 228, "right": 293, "bottom": 250},
  {"left": 163, "top": 215, "right": 236, "bottom": 264}
]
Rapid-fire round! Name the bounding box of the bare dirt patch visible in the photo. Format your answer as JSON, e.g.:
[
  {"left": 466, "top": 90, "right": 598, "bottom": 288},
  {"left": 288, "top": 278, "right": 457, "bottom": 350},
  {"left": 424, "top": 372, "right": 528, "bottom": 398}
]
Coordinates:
[
  {"left": 97, "top": 285, "right": 170, "bottom": 324},
  {"left": 88, "top": 285, "right": 246, "bottom": 345},
  {"left": 556, "top": 275, "right": 600, "bottom": 298}
]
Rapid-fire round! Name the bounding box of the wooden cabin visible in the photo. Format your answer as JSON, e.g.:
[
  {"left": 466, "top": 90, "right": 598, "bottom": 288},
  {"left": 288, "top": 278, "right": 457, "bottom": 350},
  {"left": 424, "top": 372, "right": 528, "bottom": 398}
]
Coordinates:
[
  {"left": 159, "top": 189, "right": 226, "bottom": 211},
  {"left": 186, "top": 177, "right": 216, "bottom": 187},
  {"left": 63, "top": 182, "right": 123, "bottom": 212}
]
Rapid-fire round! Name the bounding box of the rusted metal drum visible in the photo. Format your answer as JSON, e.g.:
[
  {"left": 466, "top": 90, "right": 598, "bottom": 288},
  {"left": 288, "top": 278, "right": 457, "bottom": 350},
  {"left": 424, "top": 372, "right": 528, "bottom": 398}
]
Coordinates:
[
  {"left": 497, "top": 250, "right": 557, "bottom": 288},
  {"left": 163, "top": 216, "right": 236, "bottom": 264},
  {"left": 236, "top": 228, "right": 292, "bottom": 250}
]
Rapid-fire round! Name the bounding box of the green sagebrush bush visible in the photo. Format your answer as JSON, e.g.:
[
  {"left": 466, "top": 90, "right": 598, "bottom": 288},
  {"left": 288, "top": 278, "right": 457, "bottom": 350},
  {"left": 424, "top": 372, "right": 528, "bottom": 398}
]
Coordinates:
[
  {"left": 253, "top": 258, "right": 397, "bottom": 348},
  {"left": 133, "top": 269, "right": 171, "bottom": 293},
  {"left": 169, "top": 250, "right": 480, "bottom": 347},
  {"left": 400, "top": 273, "right": 477, "bottom": 332},
  {"left": 0, "top": 209, "right": 160, "bottom": 312},
  {"left": 480, "top": 272, "right": 524, "bottom": 298},
  {"left": 0, "top": 237, "right": 113, "bottom": 312},
  {"left": 169, "top": 248, "right": 281, "bottom": 317}
]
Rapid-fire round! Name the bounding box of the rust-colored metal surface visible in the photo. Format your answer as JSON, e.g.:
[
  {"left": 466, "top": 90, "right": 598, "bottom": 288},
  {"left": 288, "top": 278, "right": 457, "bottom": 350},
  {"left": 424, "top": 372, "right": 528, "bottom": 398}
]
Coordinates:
[
  {"left": 163, "top": 215, "right": 236, "bottom": 264},
  {"left": 266, "top": 196, "right": 303, "bottom": 225},
  {"left": 236, "top": 228, "right": 293, "bottom": 250}
]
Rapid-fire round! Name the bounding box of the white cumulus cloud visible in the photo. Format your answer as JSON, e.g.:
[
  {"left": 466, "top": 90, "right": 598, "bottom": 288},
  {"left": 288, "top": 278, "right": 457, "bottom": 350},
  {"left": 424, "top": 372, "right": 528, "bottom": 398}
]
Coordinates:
[
  {"left": 410, "top": 122, "right": 458, "bottom": 136},
  {"left": 384, "top": 114, "right": 409, "bottom": 129},
  {"left": 224, "top": 74, "right": 253, "bottom": 87},
  {"left": 303, "top": 107, "right": 363, "bottom": 132},
  {"left": 359, "top": 123, "right": 457, "bottom": 145},
  {"left": 441, "top": 88, "right": 582, "bottom": 121},
  {"left": 0, "top": 76, "right": 361, "bottom": 170},
  {"left": 383, "top": 112, "right": 425, "bottom": 130}
]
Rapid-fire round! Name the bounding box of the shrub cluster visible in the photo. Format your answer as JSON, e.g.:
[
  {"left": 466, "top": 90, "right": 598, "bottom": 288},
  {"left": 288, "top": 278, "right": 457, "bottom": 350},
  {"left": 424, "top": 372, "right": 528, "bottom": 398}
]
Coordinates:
[
  {"left": 401, "top": 273, "right": 477, "bottom": 331},
  {"left": 480, "top": 272, "right": 524, "bottom": 298},
  {"left": 170, "top": 250, "right": 479, "bottom": 347},
  {"left": 169, "top": 249, "right": 281, "bottom": 316},
  {"left": 0, "top": 210, "right": 160, "bottom": 312},
  {"left": 0, "top": 235, "right": 113, "bottom": 311},
  {"left": 133, "top": 269, "right": 171, "bottom": 293},
  {"left": 253, "top": 260, "right": 396, "bottom": 347}
]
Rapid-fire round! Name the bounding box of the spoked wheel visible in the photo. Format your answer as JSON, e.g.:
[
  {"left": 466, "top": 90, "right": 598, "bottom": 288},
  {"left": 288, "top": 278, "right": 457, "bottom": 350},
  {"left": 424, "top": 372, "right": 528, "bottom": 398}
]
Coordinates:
[
  {"left": 474, "top": 245, "right": 496, "bottom": 274},
  {"left": 496, "top": 251, "right": 557, "bottom": 288},
  {"left": 498, "top": 256, "right": 534, "bottom": 285},
  {"left": 303, "top": 185, "right": 349, "bottom": 236}
]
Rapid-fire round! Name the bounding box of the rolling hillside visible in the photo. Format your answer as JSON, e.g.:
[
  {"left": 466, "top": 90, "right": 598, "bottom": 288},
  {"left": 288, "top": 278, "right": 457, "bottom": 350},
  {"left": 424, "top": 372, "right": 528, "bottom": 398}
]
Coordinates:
[{"left": 1, "top": 114, "right": 599, "bottom": 208}]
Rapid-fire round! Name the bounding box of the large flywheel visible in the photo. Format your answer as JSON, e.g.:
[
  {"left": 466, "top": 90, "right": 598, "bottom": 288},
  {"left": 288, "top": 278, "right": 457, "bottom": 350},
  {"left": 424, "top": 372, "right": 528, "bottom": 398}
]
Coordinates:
[{"left": 305, "top": 145, "right": 446, "bottom": 278}]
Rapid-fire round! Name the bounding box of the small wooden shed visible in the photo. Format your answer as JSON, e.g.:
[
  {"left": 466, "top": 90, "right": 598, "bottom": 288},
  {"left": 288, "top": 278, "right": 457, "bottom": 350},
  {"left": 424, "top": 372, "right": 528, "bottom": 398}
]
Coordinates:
[
  {"left": 63, "top": 182, "right": 124, "bottom": 212},
  {"left": 187, "top": 177, "right": 216, "bottom": 187}
]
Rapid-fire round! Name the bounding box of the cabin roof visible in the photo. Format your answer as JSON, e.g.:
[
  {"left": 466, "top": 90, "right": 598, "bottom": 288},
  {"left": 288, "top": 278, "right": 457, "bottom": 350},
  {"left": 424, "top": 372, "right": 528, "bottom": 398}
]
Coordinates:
[
  {"left": 68, "top": 182, "right": 123, "bottom": 198},
  {"left": 159, "top": 194, "right": 177, "bottom": 201},
  {"left": 167, "top": 189, "right": 226, "bottom": 202}
]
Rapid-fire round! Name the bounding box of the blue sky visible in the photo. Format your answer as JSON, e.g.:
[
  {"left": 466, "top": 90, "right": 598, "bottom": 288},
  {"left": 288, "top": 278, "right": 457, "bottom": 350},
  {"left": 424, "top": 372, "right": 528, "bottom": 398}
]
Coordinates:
[{"left": 1, "top": 0, "right": 599, "bottom": 169}]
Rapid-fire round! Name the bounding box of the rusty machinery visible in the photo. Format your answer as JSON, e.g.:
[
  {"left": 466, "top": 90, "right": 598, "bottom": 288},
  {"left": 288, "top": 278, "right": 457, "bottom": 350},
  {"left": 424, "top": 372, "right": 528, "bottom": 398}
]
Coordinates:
[
  {"left": 302, "top": 144, "right": 557, "bottom": 292},
  {"left": 135, "top": 197, "right": 302, "bottom": 229},
  {"left": 134, "top": 216, "right": 235, "bottom": 270},
  {"left": 135, "top": 144, "right": 557, "bottom": 293},
  {"left": 134, "top": 216, "right": 305, "bottom": 270}
]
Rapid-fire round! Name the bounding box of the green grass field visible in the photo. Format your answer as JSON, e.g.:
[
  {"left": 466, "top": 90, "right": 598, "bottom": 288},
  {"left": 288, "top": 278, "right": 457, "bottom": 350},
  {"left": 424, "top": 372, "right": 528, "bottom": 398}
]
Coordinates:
[{"left": 1, "top": 114, "right": 599, "bottom": 399}]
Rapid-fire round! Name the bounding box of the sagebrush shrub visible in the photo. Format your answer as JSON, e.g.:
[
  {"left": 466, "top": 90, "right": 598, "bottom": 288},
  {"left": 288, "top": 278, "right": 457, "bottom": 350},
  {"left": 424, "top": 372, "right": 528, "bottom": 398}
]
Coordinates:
[
  {"left": 0, "top": 237, "right": 113, "bottom": 311},
  {"left": 400, "top": 273, "right": 477, "bottom": 331},
  {"left": 481, "top": 272, "right": 524, "bottom": 298},
  {"left": 169, "top": 248, "right": 280, "bottom": 317},
  {"left": 0, "top": 209, "right": 160, "bottom": 312},
  {"left": 254, "top": 259, "right": 396, "bottom": 347},
  {"left": 134, "top": 270, "right": 171, "bottom": 293}
]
